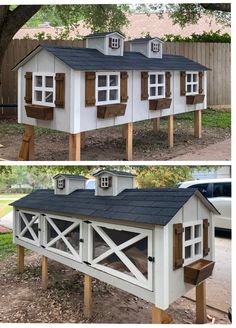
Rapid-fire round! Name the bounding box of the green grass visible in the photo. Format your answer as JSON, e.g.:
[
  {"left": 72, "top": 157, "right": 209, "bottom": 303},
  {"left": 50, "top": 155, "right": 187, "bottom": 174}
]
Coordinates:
[
  {"left": 0, "top": 200, "right": 12, "bottom": 218},
  {"left": 0, "top": 194, "right": 27, "bottom": 199},
  {"left": 0, "top": 233, "right": 16, "bottom": 259}
]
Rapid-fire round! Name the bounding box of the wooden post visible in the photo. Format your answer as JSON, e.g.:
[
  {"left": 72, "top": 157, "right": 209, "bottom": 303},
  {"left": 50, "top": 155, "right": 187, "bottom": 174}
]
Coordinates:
[
  {"left": 69, "top": 133, "right": 81, "bottom": 161},
  {"left": 125, "top": 122, "right": 133, "bottom": 161},
  {"left": 81, "top": 132, "right": 86, "bottom": 150},
  {"left": 122, "top": 124, "right": 127, "bottom": 140},
  {"left": 153, "top": 117, "right": 160, "bottom": 133},
  {"left": 194, "top": 110, "right": 202, "bottom": 139},
  {"left": 152, "top": 306, "right": 172, "bottom": 324},
  {"left": 168, "top": 115, "right": 174, "bottom": 148},
  {"left": 18, "top": 124, "right": 35, "bottom": 161},
  {"left": 17, "top": 245, "right": 24, "bottom": 273},
  {"left": 42, "top": 256, "right": 48, "bottom": 290},
  {"left": 196, "top": 281, "right": 207, "bottom": 324},
  {"left": 84, "top": 274, "right": 92, "bottom": 319}
]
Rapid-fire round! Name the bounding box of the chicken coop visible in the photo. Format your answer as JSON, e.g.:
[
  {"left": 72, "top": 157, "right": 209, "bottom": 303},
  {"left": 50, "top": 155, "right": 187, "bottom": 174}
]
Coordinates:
[
  {"left": 13, "top": 32, "right": 209, "bottom": 161},
  {"left": 11, "top": 169, "right": 217, "bottom": 323}
]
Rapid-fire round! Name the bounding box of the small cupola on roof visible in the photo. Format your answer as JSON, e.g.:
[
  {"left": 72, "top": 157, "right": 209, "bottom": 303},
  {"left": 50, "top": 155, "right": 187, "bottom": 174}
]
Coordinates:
[
  {"left": 85, "top": 31, "right": 125, "bottom": 56},
  {"left": 93, "top": 169, "right": 136, "bottom": 196},
  {"left": 129, "top": 37, "right": 164, "bottom": 59},
  {"left": 53, "top": 174, "right": 87, "bottom": 195}
]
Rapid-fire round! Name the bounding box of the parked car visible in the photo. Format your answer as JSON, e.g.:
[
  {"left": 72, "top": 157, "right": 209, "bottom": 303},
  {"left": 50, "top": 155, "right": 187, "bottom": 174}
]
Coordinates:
[{"left": 178, "top": 178, "right": 231, "bottom": 230}]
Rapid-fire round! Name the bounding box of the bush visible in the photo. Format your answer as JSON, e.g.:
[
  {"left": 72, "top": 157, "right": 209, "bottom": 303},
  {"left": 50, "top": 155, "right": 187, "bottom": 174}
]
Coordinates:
[{"left": 162, "top": 31, "right": 231, "bottom": 43}]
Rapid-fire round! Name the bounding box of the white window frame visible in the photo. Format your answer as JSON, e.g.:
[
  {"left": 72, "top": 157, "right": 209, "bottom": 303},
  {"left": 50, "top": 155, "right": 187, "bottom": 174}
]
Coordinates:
[
  {"left": 148, "top": 72, "right": 165, "bottom": 99},
  {"left": 32, "top": 72, "right": 55, "bottom": 107},
  {"left": 152, "top": 42, "right": 161, "bottom": 53},
  {"left": 111, "top": 37, "right": 119, "bottom": 49},
  {"left": 88, "top": 221, "right": 153, "bottom": 290},
  {"left": 57, "top": 178, "right": 65, "bottom": 190},
  {"left": 17, "top": 210, "right": 41, "bottom": 246},
  {"left": 186, "top": 71, "right": 199, "bottom": 95},
  {"left": 96, "top": 72, "right": 120, "bottom": 106},
  {"left": 183, "top": 221, "right": 203, "bottom": 266},
  {"left": 101, "top": 176, "right": 109, "bottom": 188},
  {"left": 43, "top": 214, "right": 83, "bottom": 262}
]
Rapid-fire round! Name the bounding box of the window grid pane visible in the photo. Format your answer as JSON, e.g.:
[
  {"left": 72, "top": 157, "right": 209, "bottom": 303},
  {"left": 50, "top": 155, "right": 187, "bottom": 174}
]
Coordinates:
[
  {"left": 186, "top": 72, "right": 199, "bottom": 95},
  {"left": 149, "top": 73, "right": 165, "bottom": 99}
]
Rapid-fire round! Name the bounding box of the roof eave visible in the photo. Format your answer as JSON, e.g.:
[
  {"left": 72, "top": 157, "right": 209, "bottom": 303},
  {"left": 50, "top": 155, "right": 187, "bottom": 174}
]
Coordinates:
[
  {"left": 195, "top": 190, "right": 220, "bottom": 214},
  {"left": 12, "top": 45, "right": 43, "bottom": 71}
]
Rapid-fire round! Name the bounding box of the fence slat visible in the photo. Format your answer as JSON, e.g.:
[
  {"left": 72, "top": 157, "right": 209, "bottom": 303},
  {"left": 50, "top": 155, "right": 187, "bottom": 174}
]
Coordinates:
[{"left": 0, "top": 39, "right": 231, "bottom": 119}]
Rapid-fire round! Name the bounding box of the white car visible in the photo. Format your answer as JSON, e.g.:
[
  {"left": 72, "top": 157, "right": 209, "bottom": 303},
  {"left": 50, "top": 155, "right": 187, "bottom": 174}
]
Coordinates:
[{"left": 178, "top": 178, "right": 231, "bottom": 231}]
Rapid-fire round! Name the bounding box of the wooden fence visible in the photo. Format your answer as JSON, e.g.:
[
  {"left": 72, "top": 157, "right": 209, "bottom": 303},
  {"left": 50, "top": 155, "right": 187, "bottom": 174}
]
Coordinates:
[{"left": 0, "top": 39, "right": 231, "bottom": 119}]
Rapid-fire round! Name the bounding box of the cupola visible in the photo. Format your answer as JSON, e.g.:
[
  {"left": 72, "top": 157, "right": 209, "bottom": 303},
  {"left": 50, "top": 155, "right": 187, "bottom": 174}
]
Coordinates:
[
  {"left": 129, "top": 37, "right": 163, "bottom": 59},
  {"left": 53, "top": 174, "right": 87, "bottom": 195}
]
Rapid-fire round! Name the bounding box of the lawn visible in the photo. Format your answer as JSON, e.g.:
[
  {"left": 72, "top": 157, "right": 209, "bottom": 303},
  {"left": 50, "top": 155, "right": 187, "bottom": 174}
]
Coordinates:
[
  {"left": 0, "top": 200, "right": 12, "bottom": 218},
  {"left": 0, "top": 233, "right": 16, "bottom": 259}
]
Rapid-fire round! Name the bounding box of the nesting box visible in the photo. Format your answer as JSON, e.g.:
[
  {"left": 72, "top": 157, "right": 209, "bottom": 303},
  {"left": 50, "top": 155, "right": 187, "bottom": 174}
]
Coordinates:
[{"left": 11, "top": 169, "right": 217, "bottom": 311}]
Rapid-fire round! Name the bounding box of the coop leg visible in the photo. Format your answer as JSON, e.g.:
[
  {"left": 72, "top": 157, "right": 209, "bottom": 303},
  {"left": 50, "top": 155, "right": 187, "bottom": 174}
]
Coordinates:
[
  {"left": 17, "top": 245, "right": 24, "bottom": 273},
  {"left": 152, "top": 306, "right": 172, "bottom": 324},
  {"left": 18, "top": 124, "right": 35, "bottom": 161},
  {"left": 84, "top": 274, "right": 92, "bottom": 319},
  {"left": 196, "top": 281, "right": 207, "bottom": 324},
  {"left": 81, "top": 132, "right": 86, "bottom": 150},
  {"left": 168, "top": 115, "right": 174, "bottom": 147},
  {"left": 125, "top": 122, "right": 133, "bottom": 161},
  {"left": 69, "top": 133, "right": 81, "bottom": 161},
  {"left": 122, "top": 124, "right": 127, "bottom": 140},
  {"left": 42, "top": 256, "right": 48, "bottom": 290},
  {"left": 194, "top": 110, "right": 202, "bottom": 139},
  {"left": 153, "top": 117, "right": 160, "bottom": 133}
]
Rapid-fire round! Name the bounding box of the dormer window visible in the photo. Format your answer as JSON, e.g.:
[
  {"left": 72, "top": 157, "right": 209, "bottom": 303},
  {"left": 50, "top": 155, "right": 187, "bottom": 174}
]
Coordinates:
[
  {"left": 109, "top": 37, "right": 120, "bottom": 49},
  {"left": 57, "top": 178, "right": 65, "bottom": 190},
  {"left": 99, "top": 176, "right": 112, "bottom": 189},
  {"left": 151, "top": 42, "right": 161, "bottom": 53}
]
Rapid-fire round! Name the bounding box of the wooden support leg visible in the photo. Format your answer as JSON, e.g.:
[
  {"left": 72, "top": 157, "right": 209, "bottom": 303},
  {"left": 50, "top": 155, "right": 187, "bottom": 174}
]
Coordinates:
[
  {"left": 42, "top": 256, "right": 48, "bottom": 290},
  {"left": 125, "top": 122, "right": 133, "bottom": 161},
  {"left": 194, "top": 110, "right": 202, "bottom": 139},
  {"left": 69, "top": 133, "right": 81, "bottom": 161},
  {"left": 122, "top": 124, "right": 127, "bottom": 140},
  {"left": 168, "top": 115, "right": 174, "bottom": 148},
  {"left": 84, "top": 274, "right": 92, "bottom": 319},
  {"left": 196, "top": 281, "right": 207, "bottom": 324},
  {"left": 18, "top": 124, "right": 35, "bottom": 161},
  {"left": 153, "top": 117, "right": 160, "bottom": 133},
  {"left": 152, "top": 306, "right": 172, "bottom": 324},
  {"left": 17, "top": 245, "right": 24, "bottom": 273},
  {"left": 81, "top": 132, "right": 86, "bottom": 150}
]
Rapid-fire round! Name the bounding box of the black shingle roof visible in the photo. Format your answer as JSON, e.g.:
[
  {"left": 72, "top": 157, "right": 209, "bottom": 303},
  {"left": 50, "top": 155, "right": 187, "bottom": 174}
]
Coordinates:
[
  {"left": 54, "top": 174, "right": 87, "bottom": 180},
  {"left": 86, "top": 31, "right": 125, "bottom": 38},
  {"left": 130, "top": 37, "right": 163, "bottom": 43},
  {"left": 93, "top": 169, "right": 135, "bottom": 177},
  {"left": 34, "top": 45, "right": 208, "bottom": 71},
  {"left": 10, "top": 188, "right": 216, "bottom": 226}
]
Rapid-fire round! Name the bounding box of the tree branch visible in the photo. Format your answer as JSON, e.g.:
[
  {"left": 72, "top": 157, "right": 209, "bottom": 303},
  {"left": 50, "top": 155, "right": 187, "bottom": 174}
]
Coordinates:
[{"left": 200, "top": 3, "right": 231, "bottom": 13}]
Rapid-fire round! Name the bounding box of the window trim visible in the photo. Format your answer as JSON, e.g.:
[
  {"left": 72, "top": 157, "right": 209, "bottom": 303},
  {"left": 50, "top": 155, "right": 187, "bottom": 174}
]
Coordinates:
[
  {"left": 32, "top": 72, "right": 55, "bottom": 107},
  {"left": 148, "top": 72, "right": 166, "bottom": 100},
  {"left": 111, "top": 37, "right": 119, "bottom": 49},
  {"left": 152, "top": 42, "right": 161, "bottom": 53},
  {"left": 183, "top": 221, "right": 203, "bottom": 266},
  {"left": 186, "top": 71, "right": 199, "bottom": 96},
  {"left": 101, "top": 175, "right": 109, "bottom": 188},
  {"left": 96, "top": 72, "right": 120, "bottom": 106},
  {"left": 57, "top": 178, "right": 65, "bottom": 190}
]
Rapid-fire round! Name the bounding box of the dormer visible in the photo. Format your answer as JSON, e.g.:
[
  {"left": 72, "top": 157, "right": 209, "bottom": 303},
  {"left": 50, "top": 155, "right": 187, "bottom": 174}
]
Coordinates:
[
  {"left": 93, "top": 169, "right": 136, "bottom": 196},
  {"left": 53, "top": 174, "right": 87, "bottom": 195},
  {"left": 85, "top": 31, "right": 125, "bottom": 56},
  {"left": 129, "top": 37, "right": 163, "bottom": 59}
]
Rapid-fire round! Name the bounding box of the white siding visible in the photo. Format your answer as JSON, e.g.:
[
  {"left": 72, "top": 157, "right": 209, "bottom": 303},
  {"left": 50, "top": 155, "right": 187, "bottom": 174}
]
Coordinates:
[
  {"left": 54, "top": 178, "right": 86, "bottom": 195},
  {"left": 86, "top": 37, "right": 106, "bottom": 55}
]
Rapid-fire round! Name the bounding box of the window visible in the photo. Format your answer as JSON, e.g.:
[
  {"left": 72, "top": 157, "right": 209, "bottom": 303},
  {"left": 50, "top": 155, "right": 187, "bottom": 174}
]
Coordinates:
[
  {"left": 57, "top": 178, "right": 65, "bottom": 190},
  {"left": 32, "top": 72, "right": 55, "bottom": 106},
  {"left": 212, "top": 182, "right": 231, "bottom": 198},
  {"left": 148, "top": 72, "right": 165, "bottom": 99},
  {"left": 152, "top": 42, "right": 161, "bottom": 53},
  {"left": 188, "top": 183, "right": 212, "bottom": 198},
  {"left": 17, "top": 210, "right": 40, "bottom": 246},
  {"left": 111, "top": 37, "right": 119, "bottom": 49},
  {"left": 101, "top": 176, "right": 109, "bottom": 188},
  {"left": 96, "top": 72, "right": 120, "bottom": 105},
  {"left": 183, "top": 222, "right": 202, "bottom": 265},
  {"left": 186, "top": 72, "right": 198, "bottom": 95}
]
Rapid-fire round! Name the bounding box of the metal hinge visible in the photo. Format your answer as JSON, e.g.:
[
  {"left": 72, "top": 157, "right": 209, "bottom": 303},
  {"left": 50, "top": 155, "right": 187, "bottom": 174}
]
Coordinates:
[
  {"left": 83, "top": 261, "right": 91, "bottom": 265},
  {"left": 84, "top": 220, "right": 91, "bottom": 224},
  {"left": 148, "top": 256, "right": 155, "bottom": 262}
]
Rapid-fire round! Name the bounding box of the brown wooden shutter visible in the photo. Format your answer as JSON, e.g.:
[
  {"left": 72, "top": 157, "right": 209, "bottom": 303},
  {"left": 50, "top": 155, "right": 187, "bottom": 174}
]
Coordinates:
[
  {"left": 24, "top": 72, "right": 32, "bottom": 104},
  {"left": 165, "top": 72, "right": 171, "bottom": 98},
  {"left": 203, "top": 219, "right": 209, "bottom": 257},
  {"left": 173, "top": 223, "right": 184, "bottom": 270},
  {"left": 141, "top": 72, "right": 148, "bottom": 100},
  {"left": 151, "top": 42, "right": 154, "bottom": 52},
  {"left": 120, "top": 72, "right": 128, "bottom": 102},
  {"left": 109, "top": 38, "right": 112, "bottom": 48},
  {"left": 199, "top": 72, "right": 204, "bottom": 94},
  {"left": 180, "top": 71, "right": 186, "bottom": 96},
  {"left": 55, "top": 73, "right": 65, "bottom": 108},
  {"left": 85, "top": 72, "right": 96, "bottom": 106},
  {"left": 109, "top": 176, "right": 112, "bottom": 187},
  {"left": 118, "top": 39, "right": 121, "bottom": 49},
  {"left": 99, "top": 177, "right": 102, "bottom": 188}
]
